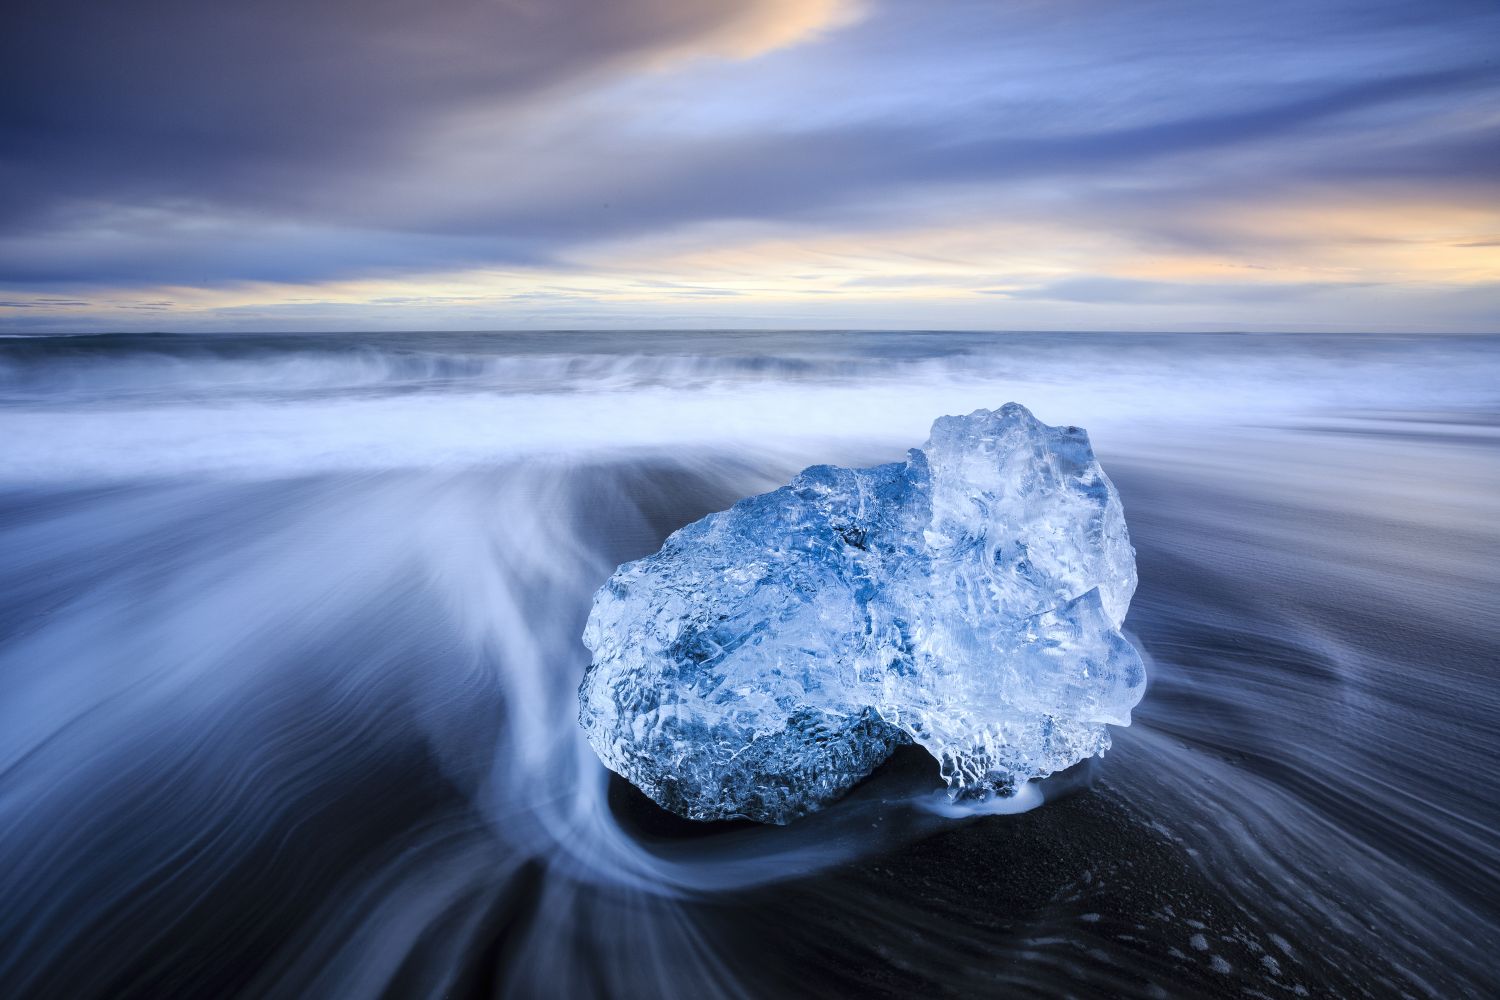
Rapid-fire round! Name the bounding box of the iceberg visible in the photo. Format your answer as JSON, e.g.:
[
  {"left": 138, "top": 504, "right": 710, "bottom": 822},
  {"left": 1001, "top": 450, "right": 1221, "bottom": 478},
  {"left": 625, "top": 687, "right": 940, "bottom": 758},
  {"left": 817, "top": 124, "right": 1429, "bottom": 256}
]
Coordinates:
[{"left": 579, "top": 404, "right": 1145, "bottom": 824}]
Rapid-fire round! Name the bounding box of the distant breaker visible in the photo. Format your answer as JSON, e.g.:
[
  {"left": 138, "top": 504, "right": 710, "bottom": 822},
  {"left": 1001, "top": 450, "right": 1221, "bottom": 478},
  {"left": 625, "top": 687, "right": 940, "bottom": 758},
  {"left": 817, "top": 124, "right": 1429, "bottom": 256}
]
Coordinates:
[{"left": 579, "top": 404, "right": 1145, "bottom": 824}]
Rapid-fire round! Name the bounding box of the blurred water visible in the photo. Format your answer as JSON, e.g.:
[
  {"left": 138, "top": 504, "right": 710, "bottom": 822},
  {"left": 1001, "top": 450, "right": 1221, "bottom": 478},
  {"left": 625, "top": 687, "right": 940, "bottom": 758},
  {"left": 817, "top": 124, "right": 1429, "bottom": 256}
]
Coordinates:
[{"left": 0, "top": 330, "right": 1497, "bottom": 998}]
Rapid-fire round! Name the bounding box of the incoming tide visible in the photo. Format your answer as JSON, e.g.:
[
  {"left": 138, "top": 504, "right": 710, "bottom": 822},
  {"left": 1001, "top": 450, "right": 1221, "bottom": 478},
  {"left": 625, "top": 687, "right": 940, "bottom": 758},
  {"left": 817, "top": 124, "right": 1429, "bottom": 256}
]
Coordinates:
[{"left": 0, "top": 330, "right": 1497, "bottom": 998}]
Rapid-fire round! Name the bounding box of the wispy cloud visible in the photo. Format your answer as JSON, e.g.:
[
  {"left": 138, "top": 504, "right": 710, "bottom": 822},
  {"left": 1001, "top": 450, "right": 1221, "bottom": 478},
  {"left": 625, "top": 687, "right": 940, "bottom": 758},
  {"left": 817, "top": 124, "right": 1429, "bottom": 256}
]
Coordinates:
[{"left": 1, "top": 0, "right": 1496, "bottom": 330}]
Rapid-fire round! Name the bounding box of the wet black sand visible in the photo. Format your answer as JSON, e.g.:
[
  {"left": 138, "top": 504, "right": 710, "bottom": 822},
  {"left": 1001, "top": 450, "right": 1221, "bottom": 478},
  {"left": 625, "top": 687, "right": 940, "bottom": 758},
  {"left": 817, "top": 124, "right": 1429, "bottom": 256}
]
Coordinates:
[{"left": 1, "top": 332, "right": 1497, "bottom": 999}]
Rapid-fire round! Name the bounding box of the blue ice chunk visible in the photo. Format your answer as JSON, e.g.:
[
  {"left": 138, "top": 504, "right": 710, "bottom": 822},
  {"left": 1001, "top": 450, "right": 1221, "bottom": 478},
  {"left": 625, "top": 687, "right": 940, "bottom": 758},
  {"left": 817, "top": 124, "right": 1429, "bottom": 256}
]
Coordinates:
[{"left": 579, "top": 404, "right": 1145, "bottom": 823}]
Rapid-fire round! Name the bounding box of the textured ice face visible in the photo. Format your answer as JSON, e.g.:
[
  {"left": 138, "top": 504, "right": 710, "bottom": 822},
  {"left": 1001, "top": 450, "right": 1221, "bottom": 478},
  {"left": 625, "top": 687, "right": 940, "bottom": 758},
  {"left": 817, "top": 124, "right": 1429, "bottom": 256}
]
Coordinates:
[{"left": 579, "top": 404, "right": 1145, "bottom": 824}]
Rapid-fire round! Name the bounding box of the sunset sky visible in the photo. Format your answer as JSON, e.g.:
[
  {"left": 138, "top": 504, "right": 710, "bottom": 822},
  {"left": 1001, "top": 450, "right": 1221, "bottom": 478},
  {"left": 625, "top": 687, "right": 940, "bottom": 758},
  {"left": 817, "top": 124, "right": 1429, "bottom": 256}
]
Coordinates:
[{"left": 3, "top": 0, "right": 1497, "bottom": 333}]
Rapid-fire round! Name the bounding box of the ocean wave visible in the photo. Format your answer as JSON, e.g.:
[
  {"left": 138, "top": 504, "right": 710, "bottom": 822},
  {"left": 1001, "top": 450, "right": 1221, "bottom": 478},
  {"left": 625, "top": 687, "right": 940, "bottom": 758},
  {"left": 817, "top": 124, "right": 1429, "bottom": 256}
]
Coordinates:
[{"left": 0, "top": 332, "right": 1496, "bottom": 997}]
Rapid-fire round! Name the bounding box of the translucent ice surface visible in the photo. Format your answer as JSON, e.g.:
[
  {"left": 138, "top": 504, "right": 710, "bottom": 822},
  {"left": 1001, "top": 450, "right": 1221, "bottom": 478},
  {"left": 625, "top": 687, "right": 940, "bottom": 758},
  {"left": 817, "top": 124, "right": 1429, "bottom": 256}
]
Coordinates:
[{"left": 579, "top": 404, "right": 1145, "bottom": 823}]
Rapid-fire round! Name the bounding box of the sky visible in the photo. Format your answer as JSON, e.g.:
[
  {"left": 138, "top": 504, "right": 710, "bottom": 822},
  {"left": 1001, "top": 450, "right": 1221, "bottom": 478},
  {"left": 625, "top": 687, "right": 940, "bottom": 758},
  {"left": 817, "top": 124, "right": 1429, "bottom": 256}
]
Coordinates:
[{"left": 2, "top": 0, "right": 1497, "bottom": 333}]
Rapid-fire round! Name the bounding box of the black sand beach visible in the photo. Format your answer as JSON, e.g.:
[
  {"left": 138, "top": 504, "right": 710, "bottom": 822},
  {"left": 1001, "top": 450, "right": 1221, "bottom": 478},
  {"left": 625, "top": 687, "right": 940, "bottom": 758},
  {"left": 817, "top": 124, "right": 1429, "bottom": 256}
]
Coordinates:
[{"left": 0, "top": 332, "right": 1496, "bottom": 998}]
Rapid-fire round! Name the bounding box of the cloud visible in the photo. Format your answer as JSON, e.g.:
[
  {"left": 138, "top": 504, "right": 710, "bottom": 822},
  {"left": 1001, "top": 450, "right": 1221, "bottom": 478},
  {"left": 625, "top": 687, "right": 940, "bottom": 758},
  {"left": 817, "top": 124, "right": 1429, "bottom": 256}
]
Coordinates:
[
  {"left": 1002, "top": 276, "right": 1375, "bottom": 305},
  {"left": 7, "top": 58, "right": 1495, "bottom": 289},
  {"left": 0, "top": 1, "right": 852, "bottom": 227},
  {"left": 1, "top": 0, "right": 1496, "bottom": 334}
]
